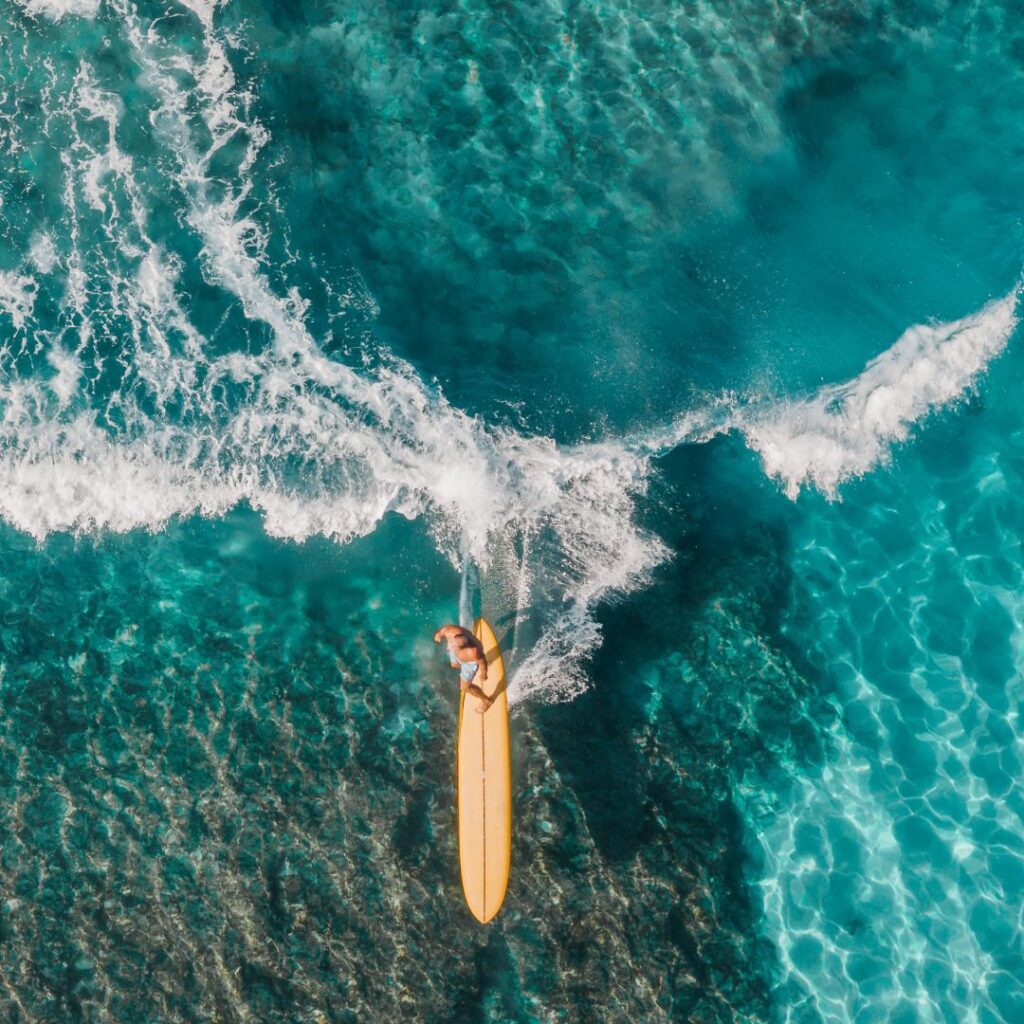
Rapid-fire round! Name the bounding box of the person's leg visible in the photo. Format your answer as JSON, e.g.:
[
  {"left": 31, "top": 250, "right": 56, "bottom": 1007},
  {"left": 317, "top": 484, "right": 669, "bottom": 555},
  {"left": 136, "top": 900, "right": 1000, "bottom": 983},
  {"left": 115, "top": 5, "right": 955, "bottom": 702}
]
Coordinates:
[{"left": 467, "top": 664, "right": 493, "bottom": 713}]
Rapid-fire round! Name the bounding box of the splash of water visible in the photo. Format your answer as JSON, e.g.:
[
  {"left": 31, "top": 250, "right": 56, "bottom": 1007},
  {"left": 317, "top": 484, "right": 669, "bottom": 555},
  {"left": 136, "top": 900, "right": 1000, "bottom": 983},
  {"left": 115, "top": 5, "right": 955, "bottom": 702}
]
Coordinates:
[
  {"left": 648, "top": 288, "right": 1020, "bottom": 500},
  {"left": 741, "top": 290, "right": 1020, "bottom": 498}
]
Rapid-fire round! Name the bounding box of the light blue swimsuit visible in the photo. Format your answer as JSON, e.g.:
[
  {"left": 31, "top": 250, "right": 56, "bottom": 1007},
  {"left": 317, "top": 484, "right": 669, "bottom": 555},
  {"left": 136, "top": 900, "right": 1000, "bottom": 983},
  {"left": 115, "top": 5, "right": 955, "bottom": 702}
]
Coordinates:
[{"left": 445, "top": 640, "right": 479, "bottom": 682}]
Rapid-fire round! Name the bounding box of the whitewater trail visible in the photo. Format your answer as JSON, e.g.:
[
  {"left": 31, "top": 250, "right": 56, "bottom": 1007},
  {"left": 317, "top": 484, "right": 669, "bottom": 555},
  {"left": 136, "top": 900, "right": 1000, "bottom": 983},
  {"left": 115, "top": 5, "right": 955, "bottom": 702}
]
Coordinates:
[
  {"left": 0, "top": 0, "right": 1019, "bottom": 706},
  {"left": 0, "top": 0, "right": 669, "bottom": 706}
]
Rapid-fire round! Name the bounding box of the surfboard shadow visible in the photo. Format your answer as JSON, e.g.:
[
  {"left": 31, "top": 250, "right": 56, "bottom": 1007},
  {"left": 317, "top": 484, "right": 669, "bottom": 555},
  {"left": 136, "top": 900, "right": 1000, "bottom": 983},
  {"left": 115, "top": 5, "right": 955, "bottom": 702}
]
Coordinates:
[{"left": 480, "top": 636, "right": 510, "bottom": 703}]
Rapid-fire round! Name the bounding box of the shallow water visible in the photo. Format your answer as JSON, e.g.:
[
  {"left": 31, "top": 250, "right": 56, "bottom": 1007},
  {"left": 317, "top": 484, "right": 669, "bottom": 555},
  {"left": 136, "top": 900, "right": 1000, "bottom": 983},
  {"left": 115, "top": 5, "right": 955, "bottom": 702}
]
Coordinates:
[{"left": 1, "top": 0, "right": 1023, "bottom": 1020}]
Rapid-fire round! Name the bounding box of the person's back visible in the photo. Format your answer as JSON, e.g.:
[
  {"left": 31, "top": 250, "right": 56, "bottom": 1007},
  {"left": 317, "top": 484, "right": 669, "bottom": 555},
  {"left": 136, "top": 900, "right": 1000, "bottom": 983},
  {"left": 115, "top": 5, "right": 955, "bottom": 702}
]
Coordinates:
[{"left": 434, "top": 624, "right": 493, "bottom": 713}]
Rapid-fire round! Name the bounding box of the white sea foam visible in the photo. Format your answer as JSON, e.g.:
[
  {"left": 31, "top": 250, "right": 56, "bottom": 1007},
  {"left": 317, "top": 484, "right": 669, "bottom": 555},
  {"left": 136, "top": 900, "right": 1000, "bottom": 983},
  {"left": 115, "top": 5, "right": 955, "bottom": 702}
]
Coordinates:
[
  {"left": 46, "top": 347, "right": 82, "bottom": 406},
  {"left": 740, "top": 290, "right": 1020, "bottom": 498},
  {"left": 14, "top": 0, "right": 101, "bottom": 22},
  {"left": 0, "top": 0, "right": 1016, "bottom": 709},
  {"left": 0, "top": 10, "right": 665, "bottom": 705},
  {"left": 175, "top": 0, "right": 223, "bottom": 33},
  {"left": 647, "top": 290, "right": 1021, "bottom": 500},
  {"left": 0, "top": 356, "right": 664, "bottom": 704},
  {"left": 0, "top": 270, "right": 36, "bottom": 331},
  {"left": 28, "top": 233, "right": 58, "bottom": 274}
]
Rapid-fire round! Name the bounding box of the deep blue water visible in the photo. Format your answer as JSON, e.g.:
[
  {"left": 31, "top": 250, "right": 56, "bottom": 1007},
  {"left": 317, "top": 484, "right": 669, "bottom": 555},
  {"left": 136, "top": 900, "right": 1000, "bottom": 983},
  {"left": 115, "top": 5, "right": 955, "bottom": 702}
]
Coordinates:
[{"left": 0, "top": 1, "right": 1023, "bottom": 1021}]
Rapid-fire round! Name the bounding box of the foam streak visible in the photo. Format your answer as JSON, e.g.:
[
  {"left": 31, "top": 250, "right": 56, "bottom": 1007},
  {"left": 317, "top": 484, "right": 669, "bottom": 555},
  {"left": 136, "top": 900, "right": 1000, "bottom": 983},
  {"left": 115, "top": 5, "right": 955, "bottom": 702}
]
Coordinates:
[{"left": 742, "top": 290, "right": 1020, "bottom": 498}]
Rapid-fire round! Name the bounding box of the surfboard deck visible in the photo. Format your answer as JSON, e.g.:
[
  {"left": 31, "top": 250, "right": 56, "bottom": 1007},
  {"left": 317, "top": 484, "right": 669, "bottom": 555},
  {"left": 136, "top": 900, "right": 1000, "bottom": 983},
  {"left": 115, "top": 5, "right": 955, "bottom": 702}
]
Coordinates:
[{"left": 457, "top": 617, "right": 512, "bottom": 923}]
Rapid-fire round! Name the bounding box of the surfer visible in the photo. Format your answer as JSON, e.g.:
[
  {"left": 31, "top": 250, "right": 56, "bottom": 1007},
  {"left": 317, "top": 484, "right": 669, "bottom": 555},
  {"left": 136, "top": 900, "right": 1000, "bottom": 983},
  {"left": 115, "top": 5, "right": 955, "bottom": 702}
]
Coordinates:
[{"left": 433, "top": 624, "right": 493, "bottom": 713}]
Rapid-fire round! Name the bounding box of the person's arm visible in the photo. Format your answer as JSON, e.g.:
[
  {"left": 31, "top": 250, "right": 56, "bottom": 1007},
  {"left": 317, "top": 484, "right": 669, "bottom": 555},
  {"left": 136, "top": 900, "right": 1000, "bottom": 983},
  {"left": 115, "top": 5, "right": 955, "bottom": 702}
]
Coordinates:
[
  {"left": 475, "top": 652, "right": 488, "bottom": 682},
  {"left": 434, "top": 624, "right": 461, "bottom": 643}
]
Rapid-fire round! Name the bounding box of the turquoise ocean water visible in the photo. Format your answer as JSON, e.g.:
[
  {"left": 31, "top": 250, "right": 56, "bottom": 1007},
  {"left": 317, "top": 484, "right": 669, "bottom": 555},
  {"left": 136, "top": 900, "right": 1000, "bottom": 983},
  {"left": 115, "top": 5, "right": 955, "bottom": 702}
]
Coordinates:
[{"left": 1, "top": 0, "right": 1023, "bottom": 1020}]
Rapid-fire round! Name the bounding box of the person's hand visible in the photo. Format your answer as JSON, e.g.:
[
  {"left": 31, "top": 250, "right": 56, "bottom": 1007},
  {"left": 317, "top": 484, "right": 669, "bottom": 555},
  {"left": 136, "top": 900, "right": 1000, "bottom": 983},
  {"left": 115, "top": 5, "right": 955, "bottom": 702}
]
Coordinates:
[{"left": 433, "top": 630, "right": 441, "bottom": 643}]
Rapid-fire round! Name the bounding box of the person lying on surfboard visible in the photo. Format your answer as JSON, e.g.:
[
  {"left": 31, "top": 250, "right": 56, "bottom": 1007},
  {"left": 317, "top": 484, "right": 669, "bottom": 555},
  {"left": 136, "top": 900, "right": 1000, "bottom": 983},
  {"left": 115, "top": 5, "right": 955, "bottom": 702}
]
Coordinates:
[{"left": 433, "top": 624, "right": 493, "bottom": 713}]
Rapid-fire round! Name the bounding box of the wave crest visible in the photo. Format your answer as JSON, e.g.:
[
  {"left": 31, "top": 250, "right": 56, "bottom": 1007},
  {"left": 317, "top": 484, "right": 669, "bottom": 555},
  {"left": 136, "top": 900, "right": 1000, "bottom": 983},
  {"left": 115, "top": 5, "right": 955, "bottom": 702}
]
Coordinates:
[{"left": 742, "top": 290, "right": 1019, "bottom": 498}]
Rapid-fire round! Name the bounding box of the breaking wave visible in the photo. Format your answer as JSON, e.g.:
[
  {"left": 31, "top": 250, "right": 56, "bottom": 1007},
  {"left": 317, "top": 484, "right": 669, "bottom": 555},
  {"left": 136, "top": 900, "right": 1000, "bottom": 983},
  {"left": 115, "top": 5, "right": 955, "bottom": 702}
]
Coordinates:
[
  {"left": 0, "top": 0, "right": 1018, "bottom": 707},
  {"left": 741, "top": 290, "right": 1020, "bottom": 498},
  {"left": 0, "top": 0, "right": 666, "bottom": 705}
]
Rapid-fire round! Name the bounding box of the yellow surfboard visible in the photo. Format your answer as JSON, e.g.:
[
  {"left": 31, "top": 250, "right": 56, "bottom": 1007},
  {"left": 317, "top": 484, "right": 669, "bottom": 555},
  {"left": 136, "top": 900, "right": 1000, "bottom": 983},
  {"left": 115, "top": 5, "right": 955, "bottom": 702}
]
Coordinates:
[{"left": 457, "top": 617, "right": 512, "bottom": 923}]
